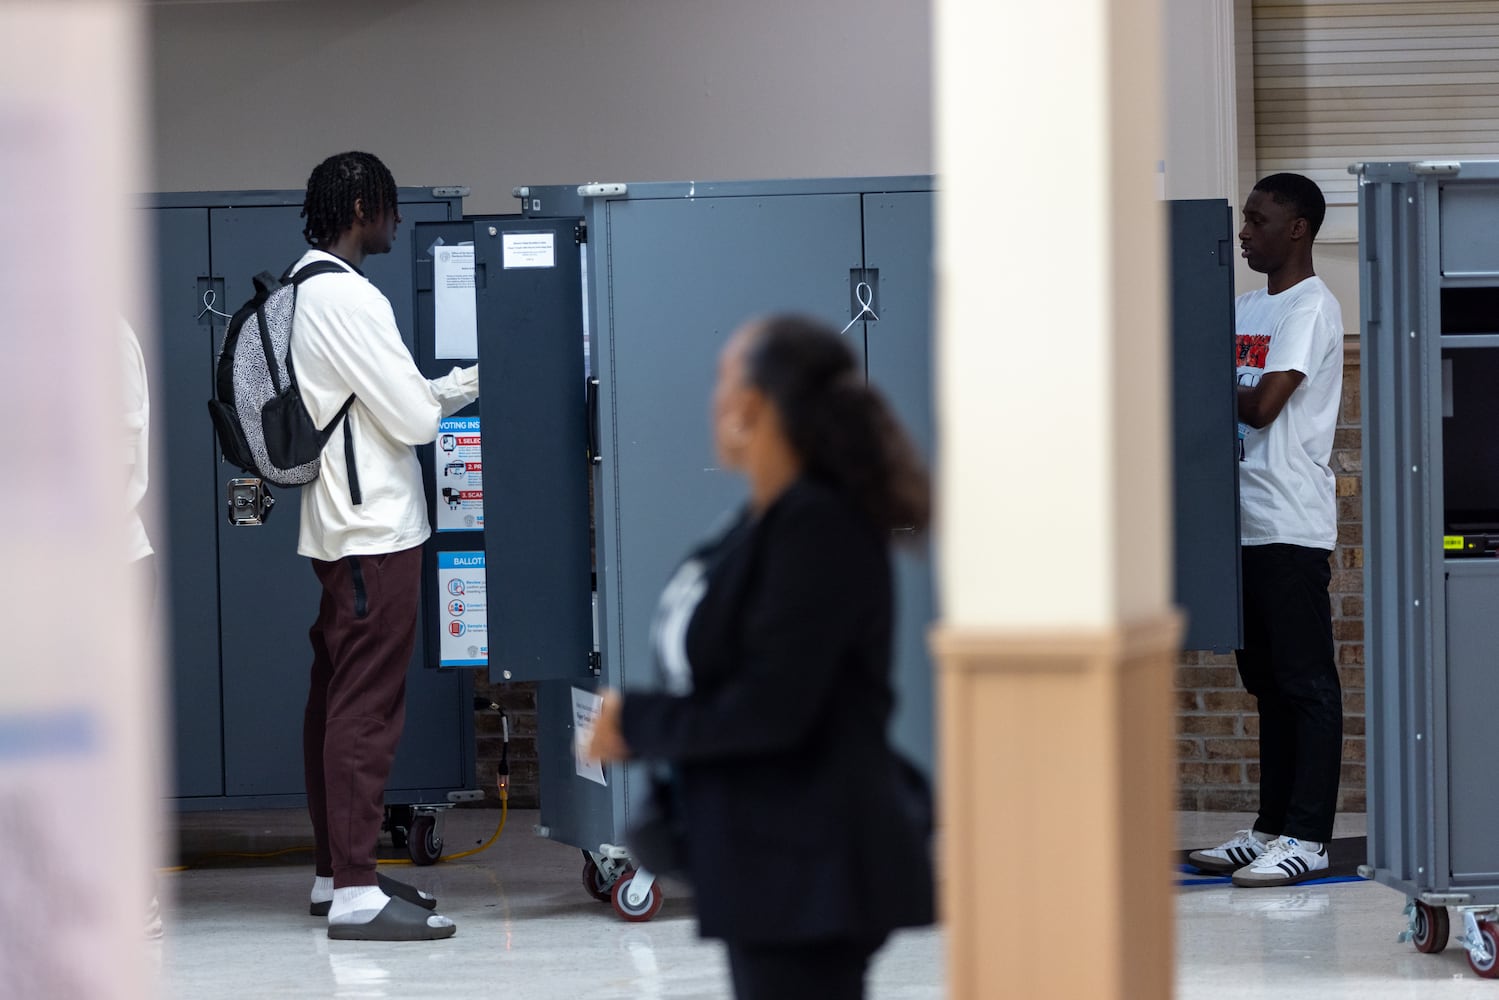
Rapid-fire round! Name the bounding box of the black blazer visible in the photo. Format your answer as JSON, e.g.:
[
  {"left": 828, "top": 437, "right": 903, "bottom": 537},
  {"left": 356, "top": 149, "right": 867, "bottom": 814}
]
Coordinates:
[{"left": 621, "top": 478, "right": 934, "bottom": 944}]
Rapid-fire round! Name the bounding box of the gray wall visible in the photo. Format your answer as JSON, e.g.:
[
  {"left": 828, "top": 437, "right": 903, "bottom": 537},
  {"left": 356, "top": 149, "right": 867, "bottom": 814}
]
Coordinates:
[{"left": 150, "top": 0, "right": 933, "bottom": 212}]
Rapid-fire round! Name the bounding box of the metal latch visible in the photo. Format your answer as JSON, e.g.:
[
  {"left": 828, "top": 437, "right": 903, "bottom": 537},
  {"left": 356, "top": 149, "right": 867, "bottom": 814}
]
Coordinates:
[{"left": 226, "top": 478, "right": 275, "bottom": 526}]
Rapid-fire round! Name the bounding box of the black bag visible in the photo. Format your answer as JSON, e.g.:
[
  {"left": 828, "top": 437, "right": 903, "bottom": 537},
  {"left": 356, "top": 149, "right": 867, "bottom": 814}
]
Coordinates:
[
  {"left": 624, "top": 771, "right": 689, "bottom": 878},
  {"left": 206, "top": 260, "right": 359, "bottom": 498}
]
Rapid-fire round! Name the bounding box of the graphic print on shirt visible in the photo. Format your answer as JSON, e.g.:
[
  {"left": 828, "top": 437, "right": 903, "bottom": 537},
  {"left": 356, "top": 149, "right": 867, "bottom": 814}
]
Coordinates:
[
  {"left": 1236, "top": 334, "right": 1271, "bottom": 383},
  {"left": 1235, "top": 332, "right": 1272, "bottom": 452},
  {"left": 651, "top": 559, "right": 708, "bottom": 695}
]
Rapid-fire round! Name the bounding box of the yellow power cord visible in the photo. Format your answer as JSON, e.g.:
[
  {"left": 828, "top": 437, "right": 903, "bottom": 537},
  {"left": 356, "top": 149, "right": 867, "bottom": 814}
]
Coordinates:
[{"left": 160, "top": 779, "right": 508, "bottom": 873}]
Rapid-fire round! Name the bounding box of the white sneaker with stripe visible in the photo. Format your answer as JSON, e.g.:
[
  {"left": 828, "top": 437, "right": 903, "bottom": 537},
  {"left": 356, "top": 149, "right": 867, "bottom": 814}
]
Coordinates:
[
  {"left": 1187, "top": 830, "right": 1268, "bottom": 874},
  {"left": 1230, "top": 836, "right": 1328, "bottom": 888}
]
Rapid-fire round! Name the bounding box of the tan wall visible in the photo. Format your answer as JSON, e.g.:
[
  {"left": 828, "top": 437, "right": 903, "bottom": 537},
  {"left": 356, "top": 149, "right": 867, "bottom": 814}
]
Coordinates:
[{"left": 148, "top": 0, "right": 933, "bottom": 213}]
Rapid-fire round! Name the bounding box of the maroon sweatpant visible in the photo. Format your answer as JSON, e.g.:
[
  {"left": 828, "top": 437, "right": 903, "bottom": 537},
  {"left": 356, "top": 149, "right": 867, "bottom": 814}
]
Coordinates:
[{"left": 303, "top": 545, "right": 422, "bottom": 888}]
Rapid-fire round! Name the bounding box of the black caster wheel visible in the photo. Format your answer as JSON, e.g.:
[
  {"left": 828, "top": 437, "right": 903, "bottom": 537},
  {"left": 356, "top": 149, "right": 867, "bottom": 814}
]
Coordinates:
[
  {"left": 1468, "top": 921, "right": 1499, "bottom": 979},
  {"left": 610, "top": 869, "right": 663, "bottom": 923},
  {"left": 1412, "top": 901, "right": 1449, "bottom": 955},
  {"left": 408, "top": 813, "right": 443, "bottom": 866},
  {"left": 385, "top": 805, "right": 414, "bottom": 849},
  {"left": 582, "top": 855, "right": 613, "bottom": 902}
]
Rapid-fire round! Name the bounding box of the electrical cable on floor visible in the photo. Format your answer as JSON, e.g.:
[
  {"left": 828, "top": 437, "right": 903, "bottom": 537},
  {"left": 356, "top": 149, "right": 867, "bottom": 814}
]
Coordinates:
[{"left": 162, "top": 700, "right": 513, "bottom": 873}]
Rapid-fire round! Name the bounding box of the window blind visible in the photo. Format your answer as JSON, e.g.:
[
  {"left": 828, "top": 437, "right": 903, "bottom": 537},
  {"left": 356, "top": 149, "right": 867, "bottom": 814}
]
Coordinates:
[{"left": 1254, "top": 0, "right": 1499, "bottom": 216}]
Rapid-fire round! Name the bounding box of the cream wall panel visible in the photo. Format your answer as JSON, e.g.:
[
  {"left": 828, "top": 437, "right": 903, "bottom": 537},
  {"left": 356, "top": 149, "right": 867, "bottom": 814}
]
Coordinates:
[{"left": 150, "top": 0, "right": 932, "bottom": 214}]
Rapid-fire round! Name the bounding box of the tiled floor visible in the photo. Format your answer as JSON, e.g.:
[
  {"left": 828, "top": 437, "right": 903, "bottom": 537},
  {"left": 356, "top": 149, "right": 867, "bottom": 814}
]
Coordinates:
[
  {"left": 1176, "top": 811, "right": 1499, "bottom": 999},
  {"left": 157, "top": 807, "right": 939, "bottom": 1000},
  {"left": 151, "top": 808, "right": 1499, "bottom": 998}
]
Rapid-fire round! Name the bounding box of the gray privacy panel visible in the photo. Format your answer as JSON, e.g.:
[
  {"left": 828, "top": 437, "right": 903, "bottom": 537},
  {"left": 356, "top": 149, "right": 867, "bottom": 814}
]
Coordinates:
[
  {"left": 144, "top": 207, "right": 224, "bottom": 798},
  {"left": 597, "top": 194, "right": 866, "bottom": 691},
  {"left": 210, "top": 201, "right": 467, "bottom": 797},
  {"left": 861, "top": 192, "right": 937, "bottom": 777},
  {"left": 1169, "top": 200, "right": 1243, "bottom": 652},
  {"left": 1444, "top": 566, "right": 1499, "bottom": 881},
  {"left": 474, "top": 219, "right": 594, "bottom": 684},
  {"left": 210, "top": 205, "right": 348, "bottom": 795},
  {"left": 1439, "top": 184, "right": 1499, "bottom": 277},
  {"left": 536, "top": 680, "right": 618, "bottom": 850}
]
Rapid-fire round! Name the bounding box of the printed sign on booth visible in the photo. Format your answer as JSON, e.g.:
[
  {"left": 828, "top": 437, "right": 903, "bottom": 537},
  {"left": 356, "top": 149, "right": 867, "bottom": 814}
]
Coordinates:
[
  {"left": 437, "top": 551, "right": 488, "bottom": 666},
  {"left": 435, "top": 416, "right": 484, "bottom": 532}
]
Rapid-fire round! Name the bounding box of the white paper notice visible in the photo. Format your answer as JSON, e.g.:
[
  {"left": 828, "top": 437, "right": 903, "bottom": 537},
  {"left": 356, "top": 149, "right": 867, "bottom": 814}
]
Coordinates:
[
  {"left": 434, "top": 244, "right": 477, "bottom": 358},
  {"left": 502, "top": 231, "right": 556, "bottom": 269},
  {"left": 571, "top": 686, "right": 607, "bottom": 786},
  {"left": 435, "top": 417, "right": 483, "bottom": 531},
  {"left": 437, "top": 551, "right": 488, "bottom": 666}
]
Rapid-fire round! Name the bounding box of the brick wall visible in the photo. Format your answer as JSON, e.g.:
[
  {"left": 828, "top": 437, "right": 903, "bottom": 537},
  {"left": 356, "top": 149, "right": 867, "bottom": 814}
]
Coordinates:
[
  {"left": 1176, "top": 342, "right": 1366, "bottom": 813},
  {"left": 471, "top": 678, "right": 541, "bottom": 808}
]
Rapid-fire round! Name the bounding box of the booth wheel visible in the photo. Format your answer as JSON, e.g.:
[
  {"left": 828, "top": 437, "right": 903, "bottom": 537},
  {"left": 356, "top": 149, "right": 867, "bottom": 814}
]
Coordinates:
[
  {"left": 582, "top": 853, "right": 614, "bottom": 903},
  {"left": 1468, "top": 921, "right": 1499, "bottom": 979},
  {"left": 408, "top": 813, "right": 443, "bottom": 866},
  {"left": 385, "top": 805, "right": 414, "bottom": 850},
  {"left": 1412, "top": 901, "right": 1449, "bottom": 954},
  {"left": 610, "top": 869, "right": 663, "bottom": 923}
]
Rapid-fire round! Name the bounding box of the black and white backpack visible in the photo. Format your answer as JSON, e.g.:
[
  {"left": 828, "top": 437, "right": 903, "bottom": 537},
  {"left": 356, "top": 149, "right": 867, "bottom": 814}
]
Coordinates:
[{"left": 206, "top": 260, "right": 361, "bottom": 501}]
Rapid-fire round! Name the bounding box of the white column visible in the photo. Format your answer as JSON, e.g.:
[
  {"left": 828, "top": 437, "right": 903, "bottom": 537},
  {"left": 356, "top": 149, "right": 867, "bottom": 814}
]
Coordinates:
[
  {"left": 932, "top": 1, "right": 1178, "bottom": 997},
  {"left": 0, "top": 4, "right": 157, "bottom": 997},
  {"left": 935, "top": 0, "right": 1170, "bottom": 630}
]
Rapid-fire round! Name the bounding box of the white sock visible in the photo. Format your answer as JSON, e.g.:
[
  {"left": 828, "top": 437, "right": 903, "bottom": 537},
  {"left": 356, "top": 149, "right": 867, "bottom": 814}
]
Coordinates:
[
  {"left": 311, "top": 875, "right": 334, "bottom": 906},
  {"left": 328, "top": 885, "right": 389, "bottom": 925},
  {"left": 1298, "top": 839, "right": 1323, "bottom": 852},
  {"left": 1251, "top": 830, "right": 1275, "bottom": 844}
]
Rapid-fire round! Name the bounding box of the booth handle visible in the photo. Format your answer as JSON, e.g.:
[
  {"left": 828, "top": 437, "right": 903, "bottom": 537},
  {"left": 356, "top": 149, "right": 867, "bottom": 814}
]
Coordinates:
[{"left": 586, "top": 377, "right": 602, "bottom": 465}]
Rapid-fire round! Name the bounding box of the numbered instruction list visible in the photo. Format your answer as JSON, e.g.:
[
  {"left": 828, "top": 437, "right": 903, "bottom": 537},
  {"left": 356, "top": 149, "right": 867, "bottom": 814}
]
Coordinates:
[{"left": 435, "top": 416, "right": 483, "bottom": 532}]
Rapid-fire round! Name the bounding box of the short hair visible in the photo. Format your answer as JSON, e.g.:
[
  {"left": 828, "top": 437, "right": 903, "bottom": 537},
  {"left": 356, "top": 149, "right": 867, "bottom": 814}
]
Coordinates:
[
  {"left": 300, "top": 151, "right": 398, "bottom": 247},
  {"left": 1253, "top": 172, "right": 1327, "bottom": 241}
]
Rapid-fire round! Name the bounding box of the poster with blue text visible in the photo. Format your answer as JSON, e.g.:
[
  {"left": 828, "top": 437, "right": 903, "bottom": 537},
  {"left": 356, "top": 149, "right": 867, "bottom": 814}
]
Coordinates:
[
  {"left": 435, "top": 416, "right": 483, "bottom": 531},
  {"left": 437, "top": 551, "right": 488, "bottom": 666}
]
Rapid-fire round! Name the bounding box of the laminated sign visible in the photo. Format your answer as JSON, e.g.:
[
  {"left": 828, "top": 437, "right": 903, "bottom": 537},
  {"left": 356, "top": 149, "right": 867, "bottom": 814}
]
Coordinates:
[
  {"left": 435, "top": 416, "right": 484, "bottom": 531},
  {"left": 437, "top": 551, "right": 488, "bottom": 666}
]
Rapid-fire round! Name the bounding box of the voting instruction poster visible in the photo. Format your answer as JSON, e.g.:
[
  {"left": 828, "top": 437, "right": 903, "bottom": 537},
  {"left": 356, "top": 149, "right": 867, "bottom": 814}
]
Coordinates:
[
  {"left": 435, "top": 416, "right": 484, "bottom": 531},
  {"left": 437, "top": 551, "right": 488, "bottom": 667}
]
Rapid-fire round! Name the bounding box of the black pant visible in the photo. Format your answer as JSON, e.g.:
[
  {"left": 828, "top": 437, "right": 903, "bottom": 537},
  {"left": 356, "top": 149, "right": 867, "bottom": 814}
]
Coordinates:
[
  {"left": 725, "top": 937, "right": 885, "bottom": 1000},
  {"left": 1237, "top": 543, "right": 1342, "bottom": 843},
  {"left": 303, "top": 547, "right": 422, "bottom": 888}
]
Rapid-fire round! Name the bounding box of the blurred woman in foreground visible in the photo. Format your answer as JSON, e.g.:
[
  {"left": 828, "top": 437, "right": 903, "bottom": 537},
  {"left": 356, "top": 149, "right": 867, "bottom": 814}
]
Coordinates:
[{"left": 588, "top": 313, "right": 935, "bottom": 1000}]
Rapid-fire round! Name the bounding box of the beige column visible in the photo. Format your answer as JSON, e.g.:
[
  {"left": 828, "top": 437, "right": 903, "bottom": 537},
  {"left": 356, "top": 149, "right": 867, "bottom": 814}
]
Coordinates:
[{"left": 932, "top": 1, "right": 1179, "bottom": 997}]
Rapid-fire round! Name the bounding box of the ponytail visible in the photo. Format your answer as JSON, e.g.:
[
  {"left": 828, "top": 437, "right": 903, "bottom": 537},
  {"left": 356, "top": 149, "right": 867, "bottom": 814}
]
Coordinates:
[{"left": 743, "top": 315, "right": 931, "bottom": 536}]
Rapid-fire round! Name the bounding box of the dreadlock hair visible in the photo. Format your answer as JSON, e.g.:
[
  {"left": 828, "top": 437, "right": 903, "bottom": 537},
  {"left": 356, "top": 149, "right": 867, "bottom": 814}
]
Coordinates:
[
  {"left": 742, "top": 314, "right": 931, "bottom": 537},
  {"left": 300, "top": 151, "right": 399, "bottom": 248}
]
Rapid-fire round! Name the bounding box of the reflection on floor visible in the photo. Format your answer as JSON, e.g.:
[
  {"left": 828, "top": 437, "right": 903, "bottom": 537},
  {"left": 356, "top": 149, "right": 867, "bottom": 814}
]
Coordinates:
[
  {"left": 158, "top": 807, "right": 939, "bottom": 1000},
  {"left": 152, "top": 808, "right": 1496, "bottom": 998},
  {"left": 1176, "top": 811, "right": 1499, "bottom": 999}
]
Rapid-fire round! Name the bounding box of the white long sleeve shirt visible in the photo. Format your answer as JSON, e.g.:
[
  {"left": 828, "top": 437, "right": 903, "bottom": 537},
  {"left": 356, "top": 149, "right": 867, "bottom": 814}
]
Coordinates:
[
  {"left": 287, "top": 250, "right": 479, "bottom": 561},
  {"left": 121, "top": 320, "right": 153, "bottom": 563}
]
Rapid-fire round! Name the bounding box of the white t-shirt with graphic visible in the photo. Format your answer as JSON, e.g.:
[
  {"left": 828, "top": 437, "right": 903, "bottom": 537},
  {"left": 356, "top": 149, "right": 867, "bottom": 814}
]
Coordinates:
[{"left": 1234, "top": 275, "right": 1343, "bottom": 550}]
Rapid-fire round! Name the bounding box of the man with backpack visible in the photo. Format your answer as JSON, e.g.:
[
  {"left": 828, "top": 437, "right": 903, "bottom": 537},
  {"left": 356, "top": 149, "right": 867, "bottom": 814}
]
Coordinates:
[{"left": 289, "top": 151, "right": 478, "bottom": 940}]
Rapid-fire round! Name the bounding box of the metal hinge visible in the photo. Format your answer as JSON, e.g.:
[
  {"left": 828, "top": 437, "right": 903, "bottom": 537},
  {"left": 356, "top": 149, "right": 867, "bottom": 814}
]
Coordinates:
[
  {"left": 575, "top": 223, "right": 587, "bottom": 245},
  {"left": 589, "top": 651, "right": 601, "bottom": 676}
]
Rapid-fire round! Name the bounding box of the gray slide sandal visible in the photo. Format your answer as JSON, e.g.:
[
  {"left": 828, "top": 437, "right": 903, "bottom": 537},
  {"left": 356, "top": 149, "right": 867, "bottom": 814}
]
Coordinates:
[{"left": 326, "top": 897, "right": 456, "bottom": 941}]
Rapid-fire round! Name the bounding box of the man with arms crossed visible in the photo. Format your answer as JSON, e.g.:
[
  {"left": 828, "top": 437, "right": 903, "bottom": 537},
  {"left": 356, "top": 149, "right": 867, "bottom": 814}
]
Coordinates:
[{"left": 1189, "top": 173, "right": 1345, "bottom": 888}]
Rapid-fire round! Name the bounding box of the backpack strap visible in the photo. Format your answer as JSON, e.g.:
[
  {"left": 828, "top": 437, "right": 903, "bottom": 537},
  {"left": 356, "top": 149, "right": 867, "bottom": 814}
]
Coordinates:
[
  {"left": 285, "top": 256, "right": 364, "bottom": 506},
  {"left": 285, "top": 259, "right": 350, "bottom": 285},
  {"left": 336, "top": 396, "right": 361, "bottom": 506}
]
